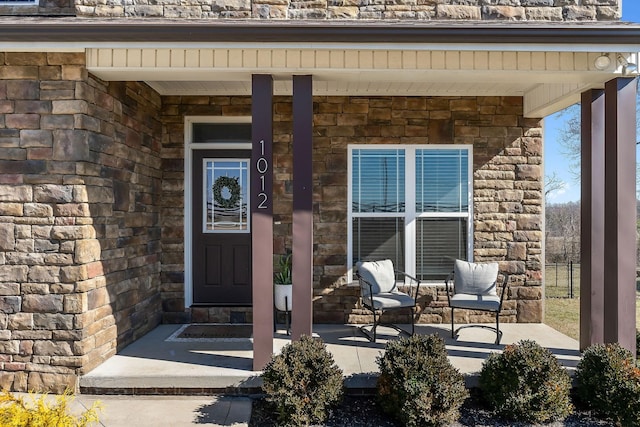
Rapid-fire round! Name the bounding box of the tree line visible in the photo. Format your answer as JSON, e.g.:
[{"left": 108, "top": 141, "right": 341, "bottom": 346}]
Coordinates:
[
  {"left": 545, "top": 202, "right": 580, "bottom": 263},
  {"left": 545, "top": 201, "right": 640, "bottom": 264}
]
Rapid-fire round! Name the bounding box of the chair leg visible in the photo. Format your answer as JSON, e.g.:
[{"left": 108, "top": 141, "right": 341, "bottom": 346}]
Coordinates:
[
  {"left": 451, "top": 308, "right": 455, "bottom": 338},
  {"left": 372, "top": 309, "right": 378, "bottom": 342},
  {"left": 495, "top": 311, "right": 501, "bottom": 345},
  {"left": 361, "top": 307, "right": 416, "bottom": 342},
  {"left": 410, "top": 306, "right": 415, "bottom": 336}
]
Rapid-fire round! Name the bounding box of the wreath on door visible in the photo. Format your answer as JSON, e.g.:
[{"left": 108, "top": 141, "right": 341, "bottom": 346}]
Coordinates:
[{"left": 212, "top": 176, "right": 241, "bottom": 209}]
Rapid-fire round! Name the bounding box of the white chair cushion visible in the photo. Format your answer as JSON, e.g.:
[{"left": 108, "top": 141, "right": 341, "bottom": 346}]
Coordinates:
[
  {"left": 356, "top": 259, "right": 397, "bottom": 294},
  {"left": 454, "top": 259, "right": 499, "bottom": 296},
  {"left": 367, "top": 291, "right": 415, "bottom": 310},
  {"left": 449, "top": 293, "right": 501, "bottom": 311}
]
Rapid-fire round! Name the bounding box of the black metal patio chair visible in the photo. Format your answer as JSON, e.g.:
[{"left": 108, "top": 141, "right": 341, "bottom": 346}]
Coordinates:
[
  {"left": 356, "top": 259, "right": 420, "bottom": 342},
  {"left": 445, "top": 259, "right": 509, "bottom": 345}
]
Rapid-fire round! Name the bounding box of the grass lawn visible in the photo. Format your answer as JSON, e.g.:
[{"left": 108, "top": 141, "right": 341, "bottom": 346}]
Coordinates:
[
  {"left": 545, "top": 263, "right": 581, "bottom": 299},
  {"left": 545, "top": 298, "right": 581, "bottom": 340},
  {"left": 544, "top": 265, "right": 640, "bottom": 340}
]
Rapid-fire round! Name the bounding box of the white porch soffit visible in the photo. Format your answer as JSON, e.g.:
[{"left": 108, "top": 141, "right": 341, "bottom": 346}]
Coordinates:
[{"left": 87, "top": 47, "right": 637, "bottom": 118}]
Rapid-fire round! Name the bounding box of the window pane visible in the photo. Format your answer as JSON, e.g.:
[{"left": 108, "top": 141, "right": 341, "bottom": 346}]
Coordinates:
[
  {"left": 352, "top": 217, "right": 404, "bottom": 269},
  {"left": 416, "top": 218, "right": 467, "bottom": 281},
  {"left": 193, "top": 123, "right": 251, "bottom": 143},
  {"left": 352, "top": 149, "right": 405, "bottom": 213},
  {"left": 204, "top": 160, "right": 249, "bottom": 232},
  {"left": 416, "top": 149, "right": 468, "bottom": 213}
]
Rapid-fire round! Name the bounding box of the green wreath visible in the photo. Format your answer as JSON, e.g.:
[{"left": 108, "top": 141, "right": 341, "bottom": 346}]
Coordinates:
[{"left": 212, "top": 176, "right": 241, "bottom": 209}]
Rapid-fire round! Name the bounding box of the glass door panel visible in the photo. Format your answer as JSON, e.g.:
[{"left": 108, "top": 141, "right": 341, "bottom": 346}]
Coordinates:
[{"left": 203, "top": 159, "right": 249, "bottom": 232}]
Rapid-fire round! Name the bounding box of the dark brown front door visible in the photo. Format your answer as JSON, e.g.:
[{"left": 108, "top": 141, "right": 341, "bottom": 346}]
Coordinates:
[{"left": 192, "top": 150, "right": 252, "bottom": 305}]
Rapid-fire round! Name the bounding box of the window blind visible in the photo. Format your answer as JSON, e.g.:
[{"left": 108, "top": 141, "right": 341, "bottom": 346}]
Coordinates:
[
  {"left": 416, "top": 149, "right": 468, "bottom": 213},
  {"left": 352, "top": 149, "right": 405, "bottom": 213},
  {"left": 352, "top": 217, "right": 404, "bottom": 269},
  {"left": 416, "top": 218, "right": 468, "bottom": 281}
]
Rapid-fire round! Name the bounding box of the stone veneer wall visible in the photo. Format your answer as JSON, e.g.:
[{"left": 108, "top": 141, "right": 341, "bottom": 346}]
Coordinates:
[
  {"left": 77, "top": 0, "right": 620, "bottom": 20},
  {"left": 160, "top": 95, "right": 543, "bottom": 326},
  {"left": 0, "top": 52, "right": 163, "bottom": 392}
]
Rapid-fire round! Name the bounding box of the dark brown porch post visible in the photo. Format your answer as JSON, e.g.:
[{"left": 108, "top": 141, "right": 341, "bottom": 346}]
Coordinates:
[
  {"left": 252, "top": 74, "right": 274, "bottom": 369},
  {"left": 291, "top": 75, "right": 314, "bottom": 339},
  {"left": 603, "top": 77, "right": 637, "bottom": 355},
  {"left": 579, "top": 89, "right": 606, "bottom": 350}
]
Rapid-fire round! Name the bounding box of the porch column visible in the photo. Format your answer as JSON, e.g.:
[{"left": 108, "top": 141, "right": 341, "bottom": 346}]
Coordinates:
[
  {"left": 291, "top": 75, "right": 314, "bottom": 339},
  {"left": 603, "top": 77, "right": 637, "bottom": 355},
  {"left": 252, "top": 74, "right": 274, "bottom": 369},
  {"left": 579, "top": 89, "right": 605, "bottom": 350}
]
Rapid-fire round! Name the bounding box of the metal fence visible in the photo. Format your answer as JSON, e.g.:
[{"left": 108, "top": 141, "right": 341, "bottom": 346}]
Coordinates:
[{"left": 545, "top": 262, "right": 580, "bottom": 299}]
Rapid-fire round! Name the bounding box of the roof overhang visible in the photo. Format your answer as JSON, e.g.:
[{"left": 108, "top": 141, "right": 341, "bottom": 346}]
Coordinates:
[{"left": 2, "top": 18, "right": 640, "bottom": 117}]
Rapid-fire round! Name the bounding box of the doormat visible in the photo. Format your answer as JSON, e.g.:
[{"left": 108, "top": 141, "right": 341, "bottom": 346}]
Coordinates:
[{"left": 165, "top": 324, "right": 253, "bottom": 342}]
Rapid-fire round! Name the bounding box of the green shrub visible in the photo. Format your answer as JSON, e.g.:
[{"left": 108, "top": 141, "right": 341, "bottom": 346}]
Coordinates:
[
  {"left": 575, "top": 343, "right": 640, "bottom": 426},
  {"left": 376, "top": 334, "right": 468, "bottom": 427},
  {"left": 0, "top": 389, "right": 101, "bottom": 427},
  {"left": 261, "top": 335, "right": 343, "bottom": 426},
  {"left": 479, "top": 339, "right": 573, "bottom": 424}
]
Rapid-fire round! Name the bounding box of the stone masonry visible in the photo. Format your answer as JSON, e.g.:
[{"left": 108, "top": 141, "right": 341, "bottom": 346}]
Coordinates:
[
  {"left": 75, "top": 0, "right": 620, "bottom": 21},
  {"left": 160, "top": 95, "right": 543, "bottom": 327},
  {"left": 0, "top": 53, "right": 163, "bottom": 392}
]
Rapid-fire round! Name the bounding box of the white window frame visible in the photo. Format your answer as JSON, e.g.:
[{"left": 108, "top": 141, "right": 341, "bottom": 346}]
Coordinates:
[
  {"left": 347, "top": 144, "right": 473, "bottom": 284},
  {"left": 184, "top": 116, "right": 251, "bottom": 307},
  {"left": 0, "top": 0, "right": 38, "bottom": 4}
]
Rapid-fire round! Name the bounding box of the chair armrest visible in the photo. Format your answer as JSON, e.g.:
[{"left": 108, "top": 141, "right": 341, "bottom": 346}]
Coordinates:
[
  {"left": 395, "top": 270, "right": 421, "bottom": 302},
  {"left": 498, "top": 273, "right": 510, "bottom": 309},
  {"left": 445, "top": 271, "right": 454, "bottom": 305},
  {"left": 355, "top": 271, "right": 375, "bottom": 300}
]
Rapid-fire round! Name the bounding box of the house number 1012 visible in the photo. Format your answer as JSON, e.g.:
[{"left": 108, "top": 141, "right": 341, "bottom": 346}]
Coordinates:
[{"left": 257, "top": 139, "right": 268, "bottom": 209}]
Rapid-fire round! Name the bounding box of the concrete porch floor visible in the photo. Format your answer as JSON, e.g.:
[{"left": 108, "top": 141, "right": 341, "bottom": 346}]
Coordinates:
[{"left": 80, "top": 322, "right": 580, "bottom": 395}]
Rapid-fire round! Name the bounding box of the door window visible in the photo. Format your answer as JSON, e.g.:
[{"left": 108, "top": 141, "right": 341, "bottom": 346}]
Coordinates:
[{"left": 203, "top": 159, "right": 249, "bottom": 232}]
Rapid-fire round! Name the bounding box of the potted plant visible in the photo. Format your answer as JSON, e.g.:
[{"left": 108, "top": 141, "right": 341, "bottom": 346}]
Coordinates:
[{"left": 274, "top": 253, "right": 293, "bottom": 312}]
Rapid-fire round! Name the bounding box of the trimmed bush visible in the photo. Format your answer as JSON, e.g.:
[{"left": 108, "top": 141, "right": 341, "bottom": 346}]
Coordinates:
[
  {"left": 479, "top": 339, "right": 573, "bottom": 423},
  {"left": 376, "top": 334, "right": 468, "bottom": 427},
  {"left": 575, "top": 343, "right": 640, "bottom": 426},
  {"left": 0, "top": 389, "right": 101, "bottom": 427},
  {"left": 261, "top": 335, "right": 343, "bottom": 426}
]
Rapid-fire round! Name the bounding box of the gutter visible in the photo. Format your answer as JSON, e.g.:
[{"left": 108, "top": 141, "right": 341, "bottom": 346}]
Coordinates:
[{"left": 1, "top": 19, "right": 640, "bottom": 45}]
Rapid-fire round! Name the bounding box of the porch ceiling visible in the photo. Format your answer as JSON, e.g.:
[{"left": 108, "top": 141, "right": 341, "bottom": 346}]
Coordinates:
[{"left": 88, "top": 48, "right": 638, "bottom": 118}]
